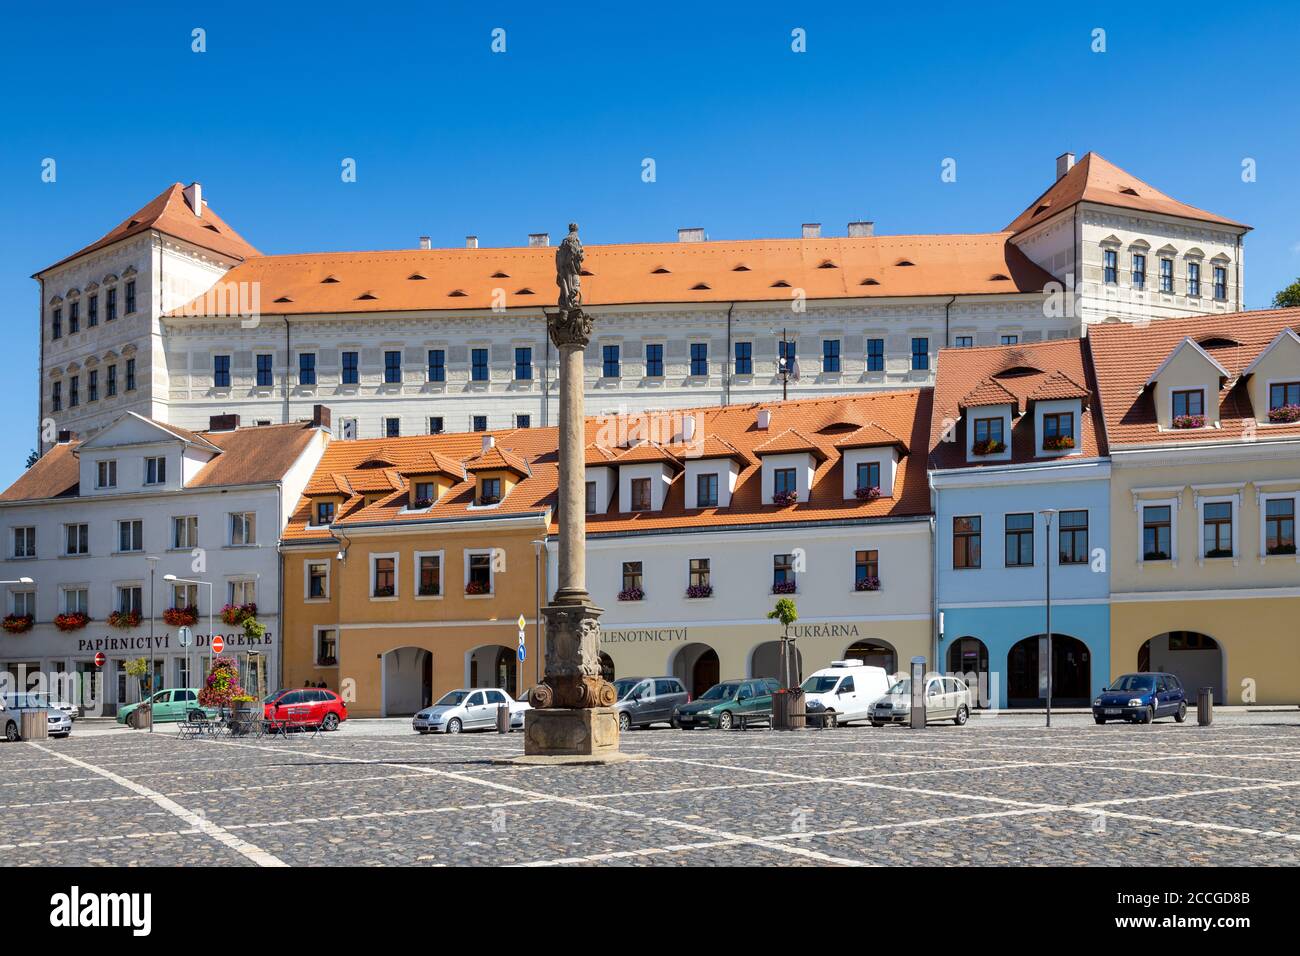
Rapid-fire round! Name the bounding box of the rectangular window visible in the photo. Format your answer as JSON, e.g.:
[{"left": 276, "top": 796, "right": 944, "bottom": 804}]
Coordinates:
[
  {"left": 1203, "top": 502, "right": 1233, "bottom": 558},
  {"left": 973, "top": 417, "right": 1004, "bottom": 447},
  {"left": 646, "top": 343, "right": 665, "bottom": 377},
  {"left": 69, "top": 300, "right": 80, "bottom": 334},
  {"left": 866, "top": 338, "right": 884, "bottom": 371},
  {"left": 172, "top": 582, "right": 198, "bottom": 610},
  {"left": 822, "top": 339, "right": 841, "bottom": 373},
  {"left": 230, "top": 512, "right": 256, "bottom": 546},
  {"left": 690, "top": 342, "right": 709, "bottom": 377},
  {"left": 1059, "top": 510, "right": 1089, "bottom": 564},
  {"left": 256, "top": 353, "right": 274, "bottom": 387},
  {"left": 1187, "top": 262, "right": 1201, "bottom": 298},
  {"left": 778, "top": 340, "right": 797, "bottom": 376},
  {"left": 144, "top": 456, "right": 167, "bottom": 485},
  {"left": 316, "top": 628, "right": 337, "bottom": 665},
  {"left": 63, "top": 587, "right": 88, "bottom": 614},
  {"left": 689, "top": 558, "right": 711, "bottom": 589},
  {"left": 334, "top": 350, "right": 356, "bottom": 385},
  {"left": 88, "top": 370, "right": 98, "bottom": 402},
  {"left": 412, "top": 482, "right": 434, "bottom": 506},
  {"left": 106, "top": 287, "right": 117, "bottom": 321},
  {"left": 65, "top": 523, "right": 89, "bottom": 556},
  {"left": 773, "top": 553, "right": 795, "bottom": 587},
  {"left": 307, "top": 562, "right": 329, "bottom": 599},
  {"left": 51, "top": 381, "right": 61, "bottom": 412},
  {"left": 1159, "top": 258, "right": 1173, "bottom": 293},
  {"left": 1172, "top": 389, "right": 1204, "bottom": 419},
  {"left": 467, "top": 552, "right": 492, "bottom": 591},
  {"left": 854, "top": 549, "right": 879, "bottom": 585},
  {"left": 385, "top": 417, "right": 401, "bottom": 438},
  {"left": 213, "top": 354, "right": 231, "bottom": 388},
  {"left": 631, "top": 477, "right": 652, "bottom": 511},
  {"left": 1142, "top": 505, "right": 1172, "bottom": 560},
  {"left": 856, "top": 461, "right": 880, "bottom": 493},
  {"left": 954, "top": 335, "right": 973, "bottom": 348},
  {"left": 471, "top": 415, "right": 487, "bottom": 432},
  {"left": 106, "top": 364, "right": 117, "bottom": 397},
  {"left": 1213, "top": 266, "right": 1227, "bottom": 301},
  {"left": 418, "top": 554, "right": 442, "bottom": 596},
  {"left": 88, "top": 293, "right": 98, "bottom": 326},
  {"left": 118, "top": 519, "right": 143, "bottom": 553},
  {"left": 125, "top": 279, "right": 136, "bottom": 314},
  {"left": 602, "top": 344, "right": 620, "bottom": 378},
  {"left": 13, "top": 527, "right": 36, "bottom": 559},
  {"left": 313, "top": 501, "right": 335, "bottom": 526},
  {"left": 384, "top": 350, "right": 402, "bottom": 384},
  {"left": 1005, "top": 513, "right": 1034, "bottom": 567},
  {"left": 732, "top": 342, "right": 751, "bottom": 376},
  {"left": 1268, "top": 382, "right": 1300, "bottom": 411},
  {"left": 1103, "top": 249, "right": 1118, "bottom": 284},
  {"left": 1265, "top": 499, "right": 1296, "bottom": 555},
  {"left": 70, "top": 375, "right": 79, "bottom": 407},
  {"left": 12, "top": 590, "right": 35, "bottom": 618},
  {"left": 422, "top": 349, "right": 443, "bottom": 383},
  {"left": 696, "top": 472, "right": 719, "bottom": 507},
  {"left": 52, "top": 306, "right": 62, "bottom": 340},
  {"left": 953, "top": 516, "right": 981, "bottom": 569},
  {"left": 373, "top": 556, "right": 396, "bottom": 597},
  {"left": 514, "top": 347, "right": 533, "bottom": 380},
  {"left": 622, "top": 561, "right": 643, "bottom": 592},
  {"left": 228, "top": 579, "right": 257, "bottom": 606},
  {"left": 585, "top": 480, "right": 598, "bottom": 514},
  {"left": 429, "top": 416, "right": 444, "bottom": 434},
  {"left": 172, "top": 515, "right": 198, "bottom": 549},
  {"left": 773, "top": 467, "right": 797, "bottom": 496},
  {"left": 911, "top": 337, "right": 929, "bottom": 371},
  {"left": 478, "top": 477, "right": 502, "bottom": 505},
  {"left": 515, "top": 413, "right": 531, "bottom": 429},
  {"left": 298, "top": 353, "right": 316, "bottom": 385},
  {"left": 116, "top": 585, "right": 143, "bottom": 615},
  {"left": 1000, "top": 334, "right": 1019, "bottom": 346},
  {"left": 125, "top": 358, "right": 136, "bottom": 391},
  {"left": 1042, "top": 412, "right": 1075, "bottom": 448},
  {"left": 471, "top": 348, "right": 489, "bottom": 381},
  {"left": 96, "top": 460, "right": 116, "bottom": 489},
  {"left": 1132, "top": 253, "right": 1147, "bottom": 290}
]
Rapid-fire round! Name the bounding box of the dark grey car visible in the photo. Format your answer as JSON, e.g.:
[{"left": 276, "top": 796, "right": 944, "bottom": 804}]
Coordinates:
[{"left": 612, "top": 676, "right": 689, "bottom": 730}]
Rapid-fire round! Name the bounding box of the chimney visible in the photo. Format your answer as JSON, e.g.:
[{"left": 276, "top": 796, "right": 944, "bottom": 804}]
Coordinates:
[
  {"left": 677, "top": 227, "right": 706, "bottom": 243},
  {"left": 1056, "top": 152, "right": 1076, "bottom": 181},
  {"left": 56, "top": 429, "right": 76, "bottom": 444},
  {"left": 528, "top": 233, "right": 549, "bottom": 248},
  {"left": 756, "top": 409, "right": 771, "bottom": 430},
  {"left": 418, "top": 236, "right": 431, "bottom": 250},
  {"left": 802, "top": 223, "right": 821, "bottom": 240},
  {"left": 847, "top": 221, "right": 874, "bottom": 238},
  {"left": 680, "top": 414, "right": 698, "bottom": 442},
  {"left": 311, "top": 404, "right": 331, "bottom": 430},
  {"left": 183, "top": 182, "right": 202, "bottom": 218},
  {"left": 208, "top": 413, "right": 240, "bottom": 432},
  {"left": 465, "top": 236, "right": 478, "bottom": 249},
  {"left": 482, "top": 434, "right": 495, "bottom": 452}
]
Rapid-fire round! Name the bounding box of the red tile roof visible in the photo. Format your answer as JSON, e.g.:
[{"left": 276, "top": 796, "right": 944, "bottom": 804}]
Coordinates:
[
  {"left": 1088, "top": 307, "right": 1300, "bottom": 447},
  {"left": 834, "top": 423, "right": 910, "bottom": 455},
  {"left": 614, "top": 441, "right": 681, "bottom": 467},
  {"left": 464, "top": 443, "right": 531, "bottom": 477},
  {"left": 1026, "top": 369, "right": 1091, "bottom": 405},
  {"left": 752, "top": 428, "right": 830, "bottom": 461},
  {"left": 960, "top": 377, "right": 1023, "bottom": 412}
]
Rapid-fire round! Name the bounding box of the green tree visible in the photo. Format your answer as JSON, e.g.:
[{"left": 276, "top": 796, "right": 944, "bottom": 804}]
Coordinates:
[
  {"left": 1272, "top": 279, "right": 1300, "bottom": 309},
  {"left": 25, "top": 449, "right": 39, "bottom": 469},
  {"left": 767, "top": 598, "right": 800, "bottom": 690}
]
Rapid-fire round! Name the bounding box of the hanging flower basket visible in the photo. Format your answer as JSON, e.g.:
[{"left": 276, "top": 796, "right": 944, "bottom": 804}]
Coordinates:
[
  {"left": 1171, "top": 414, "right": 1205, "bottom": 430},
  {"left": 163, "top": 605, "right": 198, "bottom": 627},
  {"left": 855, "top": 576, "right": 882, "bottom": 592},
  {"left": 221, "top": 602, "right": 257, "bottom": 626},
  {"left": 1267, "top": 404, "right": 1300, "bottom": 423},
  {"left": 243, "top": 617, "right": 267, "bottom": 639},
  {"left": 686, "top": 584, "right": 713, "bottom": 599},
  {"left": 617, "top": 587, "right": 644, "bottom": 602},
  {"left": 972, "top": 439, "right": 1005, "bottom": 456},
  {"left": 2, "top": 614, "right": 34, "bottom": 634},
  {"left": 198, "top": 656, "right": 245, "bottom": 709},
  {"left": 107, "top": 610, "right": 141, "bottom": 629},
  {"left": 1042, "top": 435, "right": 1076, "bottom": 451},
  {"left": 54, "top": 612, "right": 90, "bottom": 632},
  {"left": 771, "top": 580, "right": 797, "bottom": 595},
  {"left": 854, "top": 486, "right": 881, "bottom": 501},
  {"left": 771, "top": 490, "right": 798, "bottom": 507},
  {"left": 465, "top": 580, "right": 491, "bottom": 595}
]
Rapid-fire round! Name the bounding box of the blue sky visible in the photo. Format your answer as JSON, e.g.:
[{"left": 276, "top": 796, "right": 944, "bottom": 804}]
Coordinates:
[{"left": 1, "top": 1, "right": 1296, "bottom": 486}]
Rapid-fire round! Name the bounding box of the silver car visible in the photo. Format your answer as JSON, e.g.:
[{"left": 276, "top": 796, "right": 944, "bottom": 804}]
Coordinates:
[
  {"left": 1, "top": 693, "right": 73, "bottom": 740},
  {"left": 870, "top": 676, "right": 971, "bottom": 727},
  {"left": 612, "top": 676, "right": 689, "bottom": 731},
  {"left": 30, "top": 693, "right": 78, "bottom": 721},
  {"left": 412, "top": 688, "right": 529, "bottom": 734}
]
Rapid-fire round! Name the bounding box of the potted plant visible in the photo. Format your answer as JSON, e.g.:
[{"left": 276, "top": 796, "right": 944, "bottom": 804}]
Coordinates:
[
  {"left": 198, "top": 656, "right": 245, "bottom": 714},
  {"left": 163, "top": 605, "right": 198, "bottom": 627},
  {"left": 54, "top": 611, "right": 90, "bottom": 631},
  {"left": 411, "top": 496, "right": 434, "bottom": 509},
  {"left": 854, "top": 485, "right": 881, "bottom": 501},
  {"left": 617, "top": 586, "right": 645, "bottom": 602},
  {"left": 972, "top": 439, "right": 1006, "bottom": 456},
  {"left": 766, "top": 597, "right": 804, "bottom": 729},
  {"left": 465, "top": 580, "right": 490, "bottom": 595},
  {"left": 108, "top": 609, "right": 142, "bottom": 629},
  {"left": 1267, "top": 404, "right": 1300, "bottom": 423},
  {"left": 686, "top": 584, "right": 713, "bottom": 599},
  {"left": 771, "top": 489, "right": 798, "bottom": 507},
  {"left": 125, "top": 657, "right": 153, "bottom": 728},
  {"left": 1171, "top": 414, "right": 1206, "bottom": 429},
  {"left": 772, "top": 580, "right": 797, "bottom": 595},
  {"left": 2, "top": 614, "right": 34, "bottom": 634},
  {"left": 855, "top": 576, "right": 882, "bottom": 591},
  {"left": 1042, "top": 435, "right": 1075, "bottom": 451}
]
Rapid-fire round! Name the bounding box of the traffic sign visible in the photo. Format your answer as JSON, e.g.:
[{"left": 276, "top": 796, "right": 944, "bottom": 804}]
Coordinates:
[
  {"left": 517, "top": 644, "right": 527, "bottom": 662},
  {"left": 94, "top": 652, "right": 106, "bottom": 668},
  {"left": 211, "top": 635, "right": 225, "bottom": 655},
  {"left": 177, "top": 626, "right": 193, "bottom": 648},
  {"left": 517, "top": 614, "right": 526, "bottom": 646}
]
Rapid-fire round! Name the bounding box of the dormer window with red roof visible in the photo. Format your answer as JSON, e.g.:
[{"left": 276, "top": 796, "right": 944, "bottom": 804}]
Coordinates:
[{"left": 1042, "top": 411, "right": 1076, "bottom": 451}]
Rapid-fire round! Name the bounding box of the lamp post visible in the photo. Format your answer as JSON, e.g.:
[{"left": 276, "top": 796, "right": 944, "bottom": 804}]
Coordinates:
[
  {"left": 164, "top": 574, "right": 212, "bottom": 689},
  {"left": 146, "top": 556, "right": 159, "bottom": 732},
  {"left": 1038, "top": 509, "right": 1057, "bottom": 728}
]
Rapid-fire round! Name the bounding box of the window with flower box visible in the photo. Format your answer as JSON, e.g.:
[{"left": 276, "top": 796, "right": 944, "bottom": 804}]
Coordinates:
[
  {"left": 372, "top": 555, "right": 396, "bottom": 597},
  {"left": 856, "top": 462, "right": 880, "bottom": 495},
  {"left": 1265, "top": 499, "right": 1295, "bottom": 556},
  {"left": 417, "top": 553, "right": 442, "bottom": 596},
  {"left": 466, "top": 552, "right": 492, "bottom": 594},
  {"left": 620, "top": 561, "right": 643, "bottom": 601},
  {"left": 772, "top": 554, "right": 796, "bottom": 592},
  {"left": 1143, "top": 505, "right": 1172, "bottom": 561},
  {"left": 1202, "top": 502, "right": 1233, "bottom": 559},
  {"left": 316, "top": 628, "right": 338, "bottom": 666},
  {"left": 1042, "top": 412, "right": 1075, "bottom": 451},
  {"left": 687, "top": 558, "right": 711, "bottom": 598},
  {"left": 1268, "top": 382, "right": 1300, "bottom": 422},
  {"left": 854, "top": 550, "right": 880, "bottom": 590},
  {"left": 478, "top": 477, "right": 502, "bottom": 506}
]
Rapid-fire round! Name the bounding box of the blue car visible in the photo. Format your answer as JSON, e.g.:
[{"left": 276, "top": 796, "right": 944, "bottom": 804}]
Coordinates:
[{"left": 1093, "top": 672, "right": 1187, "bottom": 724}]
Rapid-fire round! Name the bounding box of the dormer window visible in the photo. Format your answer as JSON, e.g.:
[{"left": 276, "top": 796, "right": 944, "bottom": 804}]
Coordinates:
[
  {"left": 97, "top": 460, "right": 117, "bottom": 489},
  {"left": 476, "top": 477, "right": 502, "bottom": 506},
  {"left": 1042, "top": 412, "right": 1075, "bottom": 451},
  {"left": 631, "top": 477, "right": 652, "bottom": 511},
  {"left": 1171, "top": 389, "right": 1205, "bottom": 428},
  {"left": 1268, "top": 382, "right": 1300, "bottom": 421},
  {"left": 585, "top": 481, "right": 598, "bottom": 514},
  {"left": 696, "top": 473, "right": 719, "bottom": 508},
  {"left": 773, "top": 468, "right": 797, "bottom": 504},
  {"left": 314, "top": 500, "right": 336, "bottom": 525},
  {"left": 144, "top": 456, "right": 167, "bottom": 485},
  {"left": 855, "top": 461, "right": 881, "bottom": 495},
  {"left": 971, "top": 417, "right": 1005, "bottom": 455},
  {"left": 413, "top": 482, "right": 436, "bottom": 508}
]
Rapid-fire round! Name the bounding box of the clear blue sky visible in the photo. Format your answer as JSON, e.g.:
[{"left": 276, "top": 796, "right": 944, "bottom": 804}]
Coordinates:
[{"left": 1, "top": 1, "right": 1295, "bottom": 487}]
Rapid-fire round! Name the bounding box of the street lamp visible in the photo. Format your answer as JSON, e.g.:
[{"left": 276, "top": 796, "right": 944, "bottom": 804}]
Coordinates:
[
  {"left": 1038, "top": 509, "right": 1057, "bottom": 728},
  {"left": 531, "top": 538, "right": 547, "bottom": 687},
  {"left": 164, "top": 574, "right": 213, "bottom": 688},
  {"left": 146, "top": 556, "right": 159, "bottom": 733}
]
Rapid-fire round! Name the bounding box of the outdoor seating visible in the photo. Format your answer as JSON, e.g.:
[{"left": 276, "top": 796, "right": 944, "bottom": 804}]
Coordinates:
[{"left": 177, "top": 709, "right": 211, "bottom": 739}]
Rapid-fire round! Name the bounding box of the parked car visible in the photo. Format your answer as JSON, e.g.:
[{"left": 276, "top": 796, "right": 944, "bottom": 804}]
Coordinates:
[
  {"left": 413, "top": 688, "right": 528, "bottom": 734},
  {"left": 1, "top": 693, "right": 72, "bottom": 740},
  {"left": 263, "top": 688, "right": 348, "bottom": 731},
  {"left": 612, "top": 676, "right": 689, "bottom": 730},
  {"left": 673, "top": 678, "right": 779, "bottom": 730},
  {"left": 801, "top": 660, "right": 892, "bottom": 727},
  {"left": 29, "top": 693, "right": 78, "bottom": 721},
  {"left": 117, "top": 688, "right": 215, "bottom": 725},
  {"left": 870, "top": 676, "right": 971, "bottom": 726},
  {"left": 1092, "top": 672, "right": 1187, "bottom": 724}
]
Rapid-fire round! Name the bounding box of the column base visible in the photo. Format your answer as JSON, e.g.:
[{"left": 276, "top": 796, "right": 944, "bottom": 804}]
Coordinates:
[{"left": 514, "top": 706, "right": 633, "bottom": 761}]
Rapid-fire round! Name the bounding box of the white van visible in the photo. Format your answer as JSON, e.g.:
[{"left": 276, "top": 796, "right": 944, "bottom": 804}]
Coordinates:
[{"left": 800, "top": 660, "right": 892, "bottom": 727}]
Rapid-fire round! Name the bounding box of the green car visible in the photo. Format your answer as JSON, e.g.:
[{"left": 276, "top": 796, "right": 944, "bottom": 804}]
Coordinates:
[
  {"left": 117, "top": 688, "right": 215, "bottom": 724},
  {"left": 673, "top": 678, "right": 779, "bottom": 730}
]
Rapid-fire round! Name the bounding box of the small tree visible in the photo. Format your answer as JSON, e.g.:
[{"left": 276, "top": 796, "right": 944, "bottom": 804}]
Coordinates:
[
  {"left": 1272, "top": 279, "right": 1300, "bottom": 309},
  {"left": 767, "top": 597, "right": 799, "bottom": 689},
  {"left": 124, "top": 657, "right": 151, "bottom": 702}
]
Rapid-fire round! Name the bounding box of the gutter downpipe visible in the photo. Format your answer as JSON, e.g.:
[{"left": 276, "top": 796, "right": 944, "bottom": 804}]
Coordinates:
[
  {"left": 36, "top": 275, "right": 45, "bottom": 458},
  {"left": 943, "top": 295, "right": 956, "bottom": 348},
  {"left": 282, "top": 315, "right": 291, "bottom": 424},
  {"left": 928, "top": 468, "right": 940, "bottom": 674},
  {"left": 1235, "top": 233, "right": 1243, "bottom": 311},
  {"left": 724, "top": 301, "right": 735, "bottom": 405}
]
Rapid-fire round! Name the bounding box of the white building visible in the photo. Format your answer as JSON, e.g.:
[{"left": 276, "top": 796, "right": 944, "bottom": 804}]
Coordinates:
[{"left": 0, "top": 411, "right": 329, "bottom": 712}]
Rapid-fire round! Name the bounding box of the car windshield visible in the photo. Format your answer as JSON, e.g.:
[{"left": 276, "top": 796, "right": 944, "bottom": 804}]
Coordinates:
[
  {"left": 436, "top": 691, "right": 470, "bottom": 707},
  {"left": 698, "top": 682, "right": 741, "bottom": 701},
  {"left": 801, "top": 676, "right": 839, "bottom": 693},
  {"left": 613, "top": 678, "right": 640, "bottom": 700},
  {"left": 886, "top": 679, "right": 910, "bottom": 696},
  {"left": 1110, "top": 675, "right": 1156, "bottom": 693}
]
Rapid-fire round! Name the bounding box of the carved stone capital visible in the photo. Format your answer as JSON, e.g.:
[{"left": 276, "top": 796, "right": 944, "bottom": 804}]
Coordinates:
[{"left": 548, "top": 307, "right": 594, "bottom": 350}]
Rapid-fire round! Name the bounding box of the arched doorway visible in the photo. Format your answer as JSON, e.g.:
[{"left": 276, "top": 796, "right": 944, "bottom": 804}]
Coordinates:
[
  {"left": 468, "top": 644, "right": 517, "bottom": 696},
  {"left": 844, "top": 639, "right": 898, "bottom": 675},
  {"left": 946, "top": 637, "right": 991, "bottom": 708},
  {"left": 751, "top": 641, "right": 803, "bottom": 686},
  {"left": 1139, "top": 632, "right": 1224, "bottom": 702},
  {"left": 1007, "top": 634, "right": 1091, "bottom": 707},
  {"left": 598, "top": 652, "right": 615, "bottom": 682},
  {"left": 671, "top": 643, "right": 720, "bottom": 699},
  {"left": 383, "top": 647, "right": 433, "bottom": 716}
]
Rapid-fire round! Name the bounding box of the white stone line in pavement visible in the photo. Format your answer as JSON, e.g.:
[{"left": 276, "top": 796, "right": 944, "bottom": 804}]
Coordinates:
[
  {"left": 203, "top": 737, "right": 866, "bottom": 867},
  {"left": 0, "top": 792, "right": 147, "bottom": 812},
  {"left": 1072, "top": 777, "right": 1300, "bottom": 810},
  {"left": 0, "top": 827, "right": 206, "bottom": 853},
  {"left": 219, "top": 798, "right": 548, "bottom": 831},
  {"left": 162, "top": 771, "right": 432, "bottom": 799},
  {"left": 0, "top": 775, "right": 100, "bottom": 788},
  {"left": 520, "top": 839, "right": 738, "bottom": 866},
  {"left": 1085, "top": 808, "right": 1300, "bottom": 844},
  {"left": 28, "top": 742, "right": 287, "bottom": 868}
]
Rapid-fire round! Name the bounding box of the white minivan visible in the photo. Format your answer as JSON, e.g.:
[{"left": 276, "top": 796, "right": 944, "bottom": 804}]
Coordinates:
[{"left": 800, "top": 660, "right": 892, "bottom": 727}]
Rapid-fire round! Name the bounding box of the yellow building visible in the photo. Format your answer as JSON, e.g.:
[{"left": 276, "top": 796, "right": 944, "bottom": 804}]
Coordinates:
[{"left": 1090, "top": 310, "right": 1300, "bottom": 705}]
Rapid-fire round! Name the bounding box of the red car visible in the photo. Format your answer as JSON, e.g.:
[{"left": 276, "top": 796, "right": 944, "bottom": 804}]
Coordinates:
[{"left": 263, "top": 688, "right": 348, "bottom": 731}]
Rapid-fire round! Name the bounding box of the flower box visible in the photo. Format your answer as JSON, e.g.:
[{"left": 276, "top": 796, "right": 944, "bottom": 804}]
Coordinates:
[
  {"left": 1143, "top": 551, "right": 1170, "bottom": 561},
  {"left": 686, "top": 584, "right": 713, "bottom": 599},
  {"left": 771, "top": 490, "right": 798, "bottom": 507},
  {"left": 317, "top": 656, "right": 338, "bottom": 667},
  {"left": 854, "top": 486, "right": 881, "bottom": 501},
  {"left": 971, "top": 439, "right": 1006, "bottom": 456},
  {"left": 1267, "top": 404, "right": 1300, "bottom": 423},
  {"left": 108, "top": 609, "right": 141, "bottom": 629},
  {"left": 854, "top": 577, "right": 881, "bottom": 592},
  {"left": 477, "top": 494, "right": 501, "bottom": 506},
  {"left": 771, "top": 580, "right": 797, "bottom": 595},
  {"left": 418, "top": 585, "right": 441, "bottom": 597},
  {"left": 410, "top": 497, "right": 434, "bottom": 510},
  {"left": 221, "top": 602, "right": 258, "bottom": 626},
  {"left": 1205, "top": 548, "right": 1233, "bottom": 559},
  {"left": 372, "top": 585, "right": 395, "bottom": 598},
  {"left": 54, "top": 612, "right": 90, "bottom": 632},
  {"left": 1042, "top": 435, "right": 1076, "bottom": 451},
  {"left": 465, "top": 580, "right": 491, "bottom": 595},
  {"left": 2, "top": 614, "right": 34, "bottom": 634},
  {"left": 163, "top": 605, "right": 198, "bottom": 627},
  {"left": 617, "top": 587, "right": 645, "bottom": 602},
  {"left": 1171, "top": 414, "right": 1206, "bottom": 430},
  {"left": 1267, "top": 543, "right": 1297, "bottom": 556}
]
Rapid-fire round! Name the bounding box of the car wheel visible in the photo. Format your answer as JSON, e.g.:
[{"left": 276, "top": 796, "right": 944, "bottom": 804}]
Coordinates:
[
  {"left": 1094, "top": 717, "right": 1107, "bottom": 725},
  {"left": 1174, "top": 702, "right": 1187, "bottom": 723},
  {"left": 953, "top": 705, "right": 969, "bottom": 726},
  {"left": 870, "top": 719, "right": 883, "bottom": 728},
  {"left": 4, "top": 721, "right": 18, "bottom": 742},
  {"left": 446, "top": 717, "right": 462, "bottom": 734},
  {"left": 322, "top": 713, "right": 340, "bottom": 732},
  {"left": 417, "top": 729, "right": 430, "bottom": 735},
  {"left": 1142, "top": 705, "right": 1155, "bottom": 724},
  {"left": 618, "top": 711, "right": 630, "bottom": 732},
  {"left": 718, "top": 710, "right": 734, "bottom": 731}
]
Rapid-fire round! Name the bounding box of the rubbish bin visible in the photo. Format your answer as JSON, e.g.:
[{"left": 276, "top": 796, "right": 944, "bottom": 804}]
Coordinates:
[
  {"left": 1197, "top": 687, "right": 1213, "bottom": 726},
  {"left": 496, "top": 703, "right": 511, "bottom": 734},
  {"left": 772, "top": 688, "right": 806, "bottom": 731},
  {"left": 19, "top": 710, "right": 48, "bottom": 741},
  {"left": 129, "top": 704, "right": 153, "bottom": 731}
]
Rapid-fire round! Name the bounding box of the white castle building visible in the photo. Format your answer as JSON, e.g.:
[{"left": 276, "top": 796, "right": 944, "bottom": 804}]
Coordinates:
[{"left": 33, "top": 152, "right": 1247, "bottom": 450}]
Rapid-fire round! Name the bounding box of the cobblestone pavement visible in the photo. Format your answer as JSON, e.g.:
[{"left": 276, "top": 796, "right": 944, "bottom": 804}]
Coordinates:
[{"left": 3, "top": 713, "right": 1299, "bottom": 866}]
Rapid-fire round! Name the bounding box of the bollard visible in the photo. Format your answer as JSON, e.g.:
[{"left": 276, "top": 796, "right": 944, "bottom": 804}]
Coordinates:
[
  {"left": 496, "top": 703, "right": 511, "bottom": 734},
  {"left": 1197, "top": 687, "right": 1213, "bottom": 726}
]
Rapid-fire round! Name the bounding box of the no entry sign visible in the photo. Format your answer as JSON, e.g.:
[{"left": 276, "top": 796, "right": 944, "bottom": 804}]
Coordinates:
[
  {"left": 211, "top": 635, "right": 225, "bottom": 654},
  {"left": 94, "top": 652, "right": 106, "bottom": 667}
]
